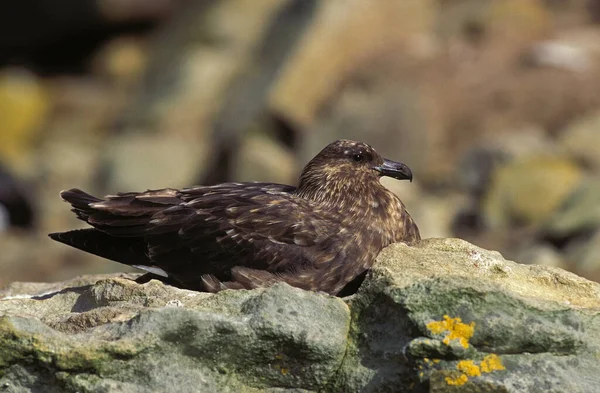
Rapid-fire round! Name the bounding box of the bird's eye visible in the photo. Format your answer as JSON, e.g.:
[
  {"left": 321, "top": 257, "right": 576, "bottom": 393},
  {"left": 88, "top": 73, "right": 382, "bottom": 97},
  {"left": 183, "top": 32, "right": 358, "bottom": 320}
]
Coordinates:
[{"left": 352, "top": 154, "right": 364, "bottom": 162}]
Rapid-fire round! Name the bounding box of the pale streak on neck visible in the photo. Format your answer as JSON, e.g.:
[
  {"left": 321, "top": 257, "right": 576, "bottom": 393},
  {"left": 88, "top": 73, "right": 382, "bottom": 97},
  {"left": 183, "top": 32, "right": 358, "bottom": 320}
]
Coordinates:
[{"left": 296, "top": 170, "right": 402, "bottom": 220}]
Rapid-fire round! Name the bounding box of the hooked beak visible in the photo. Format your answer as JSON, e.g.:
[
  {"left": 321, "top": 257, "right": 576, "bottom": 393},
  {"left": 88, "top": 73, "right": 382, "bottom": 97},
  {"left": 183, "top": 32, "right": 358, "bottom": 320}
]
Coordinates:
[{"left": 373, "top": 159, "right": 413, "bottom": 182}]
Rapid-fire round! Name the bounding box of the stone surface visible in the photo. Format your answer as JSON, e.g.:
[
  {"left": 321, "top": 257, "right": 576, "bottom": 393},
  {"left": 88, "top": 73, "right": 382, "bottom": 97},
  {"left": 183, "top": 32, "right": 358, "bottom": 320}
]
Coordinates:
[
  {"left": 269, "top": 0, "right": 435, "bottom": 127},
  {"left": 560, "top": 110, "right": 600, "bottom": 171},
  {"left": 565, "top": 230, "right": 600, "bottom": 280},
  {"left": 3, "top": 239, "right": 600, "bottom": 392},
  {"left": 121, "top": 0, "right": 293, "bottom": 137},
  {"left": 511, "top": 242, "right": 565, "bottom": 270},
  {"left": 340, "top": 239, "right": 600, "bottom": 392},
  {"left": 483, "top": 156, "right": 583, "bottom": 229},
  {"left": 0, "top": 278, "right": 350, "bottom": 393},
  {"left": 0, "top": 69, "right": 49, "bottom": 173},
  {"left": 102, "top": 132, "right": 207, "bottom": 191},
  {"left": 543, "top": 178, "right": 600, "bottom": 239},
  {"left": 232, "top": 132, "right": 296, "bottom": 184}
]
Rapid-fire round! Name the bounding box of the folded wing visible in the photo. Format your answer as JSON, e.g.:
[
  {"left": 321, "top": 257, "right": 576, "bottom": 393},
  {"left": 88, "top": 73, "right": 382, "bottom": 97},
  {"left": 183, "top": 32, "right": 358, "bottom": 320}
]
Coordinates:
[{"left": 51, "top": 184, "right": 350, "bottom": 292}]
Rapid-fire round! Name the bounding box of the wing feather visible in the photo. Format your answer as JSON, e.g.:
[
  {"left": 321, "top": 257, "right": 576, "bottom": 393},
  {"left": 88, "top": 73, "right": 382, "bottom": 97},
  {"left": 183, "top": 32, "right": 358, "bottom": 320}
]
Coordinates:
[
  {"left": 145, "top": 185, "right": 345, "bottom": 281},
  {"left": 57, "top": 183, "right": 371, "bottom": 293}
]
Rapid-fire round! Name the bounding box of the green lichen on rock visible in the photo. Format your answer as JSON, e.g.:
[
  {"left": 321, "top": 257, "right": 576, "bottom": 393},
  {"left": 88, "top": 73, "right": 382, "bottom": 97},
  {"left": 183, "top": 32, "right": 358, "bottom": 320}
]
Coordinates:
[
  {"left": 1, "top": 280, "right": 350, "bottom": 393},
  {"left": 2, "top": 238, "right": 600, "bottom": 392}
]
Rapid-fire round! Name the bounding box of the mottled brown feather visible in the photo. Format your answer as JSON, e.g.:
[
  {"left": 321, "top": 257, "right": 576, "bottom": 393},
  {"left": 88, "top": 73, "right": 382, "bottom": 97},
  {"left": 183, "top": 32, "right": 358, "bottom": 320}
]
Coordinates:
[{"left": 49, "top": 140, "right": 420, "bottom": 295}]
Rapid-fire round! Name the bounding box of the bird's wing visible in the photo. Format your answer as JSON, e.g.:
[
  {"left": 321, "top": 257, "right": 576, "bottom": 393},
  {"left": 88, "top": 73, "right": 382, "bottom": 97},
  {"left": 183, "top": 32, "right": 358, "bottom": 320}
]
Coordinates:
[
  {"left": 60, "top": 188, "right": 182, "bottom": 236},
  {"left": 144, "top": 183, "right": 349, "bottom": 288},
  {"left": 59, "top": 184, "right": 352, "bottom": 292}
]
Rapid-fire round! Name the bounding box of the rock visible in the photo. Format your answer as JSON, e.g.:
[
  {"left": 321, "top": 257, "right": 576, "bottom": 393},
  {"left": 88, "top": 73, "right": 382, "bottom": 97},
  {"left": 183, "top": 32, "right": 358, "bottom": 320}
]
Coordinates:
[
  {"left": 269, "top": 0, "right": 435, "bottom": 127},
  {"left": 565, "top": 230, "right": 600, "bottom": 281},
  {"left": 483, "top": 125, "right": 559, "bottom": 161},
  {"left": 91, "top": 37, "right": 147, "bottom": 83},
  {"left": 232, "top": 132, "right": 296, "bottom": 184},
  {"left": 560, "top": 110, "right": 600, "bottom": 171},
  {"left": 0, "top": 69, "right": 49, "bottom": 173},
  {"left": 3, "top": 239, "right": 600, "bottom": 392},
  {"left": 0, "top": 278, "right": 350, "bottom": 393},
  {"left": 102, "top": 132, "right": 207, "bottom": 191},
  {"left": 379, "top": 179, "right": 456, "bottom": 239},
  {"left": 528, "top": 41, "right": 590, "bottom": 72},
  {"left": 543, "top": 178, "right": 600, "bottom": 239},
  {"left": 407, "top": 194, "right": 460, "bottom": 239},
  {"left": 525, "top": 27, "right": 600, "bottom": 73},
  {"left": 438, "top": 0, "right": 550, "bottom": 43},
  {"left": 513, "top": 243, "right": 566, "bottom": 269},
  {"left": 298, "top": 69, "right": 432, "bottom": 184},
  {"left": 456, "top": 146, "right": 507, "bottom": 197},
  {"left": 0, "top": 163, "right": 35, "bottom": 231},
  {"left": 482, "top": 156, "right": 583, "bottom": 229},
  {"left": 337, "top": 239, "right": 600, "bottom": 392},
  {"left": 456, "top": 126, "right": 560, "bottom": 198},
  {"left": 120, "top": 0, "right": 295, "bottom": 138}
]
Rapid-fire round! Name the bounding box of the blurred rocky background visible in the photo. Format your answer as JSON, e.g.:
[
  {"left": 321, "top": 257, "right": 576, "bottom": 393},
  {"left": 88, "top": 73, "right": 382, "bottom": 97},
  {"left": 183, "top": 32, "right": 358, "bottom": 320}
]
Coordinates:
[{"left": 1, "top": 0, "right": 600, "bottom": 287}]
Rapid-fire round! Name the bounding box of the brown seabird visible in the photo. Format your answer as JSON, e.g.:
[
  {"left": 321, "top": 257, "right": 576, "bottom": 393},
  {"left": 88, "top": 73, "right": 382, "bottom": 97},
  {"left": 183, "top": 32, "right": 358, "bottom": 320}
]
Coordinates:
[{"left": 49, "top": 139, "right": 420, "bottom": 295}]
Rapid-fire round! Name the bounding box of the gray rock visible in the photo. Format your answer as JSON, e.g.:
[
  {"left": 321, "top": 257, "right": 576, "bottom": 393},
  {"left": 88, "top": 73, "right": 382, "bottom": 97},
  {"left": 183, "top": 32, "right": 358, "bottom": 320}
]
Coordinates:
[
  {"left": 232, "top": 132, "right": 296, "bottom": 184},
  {"left": 513, "top": 243, "right": 566, "bottom": 269},
  {"left": 0, "top": 278, "right": 349, "bottom": 393},
  {"left": 2, "top": 239, "right": 600, "bottom": 392},
  {"left": 565, "top": 230, "right": 600, "bottom": 278},
  {"left": 544, "top": 178, "right": 600, "bottom": 238},
  {"left": 334, "top": 239, "right": 600, "bottom": 392},
  {"left": 101, "top": 132, "right": 207, "bottom": 191},
  {"left": 482, "top": 156, "right": 583, "bottom": 229},
  {"left": 560, "top": 105, "right": 600, "bottom": 171}
]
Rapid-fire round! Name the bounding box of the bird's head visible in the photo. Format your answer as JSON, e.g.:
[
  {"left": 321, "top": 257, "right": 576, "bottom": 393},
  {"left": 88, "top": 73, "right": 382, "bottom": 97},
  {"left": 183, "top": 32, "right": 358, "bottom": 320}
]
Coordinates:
[{"left": 296, "top": 139, "right": 413, "bottom": 204}]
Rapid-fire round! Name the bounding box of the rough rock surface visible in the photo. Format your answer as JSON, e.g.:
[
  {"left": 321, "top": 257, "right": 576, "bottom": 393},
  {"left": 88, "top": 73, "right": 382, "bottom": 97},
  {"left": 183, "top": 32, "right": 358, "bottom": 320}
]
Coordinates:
[{"left": 2, "top": 238, "right": 600, "bottom": 392}]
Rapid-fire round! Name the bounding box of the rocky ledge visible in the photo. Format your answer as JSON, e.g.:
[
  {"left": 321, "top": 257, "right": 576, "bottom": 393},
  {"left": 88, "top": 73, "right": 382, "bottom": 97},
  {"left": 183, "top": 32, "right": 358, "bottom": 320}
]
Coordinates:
[{"left": 2, "top": 238, "right": 600, "bottom": 393}]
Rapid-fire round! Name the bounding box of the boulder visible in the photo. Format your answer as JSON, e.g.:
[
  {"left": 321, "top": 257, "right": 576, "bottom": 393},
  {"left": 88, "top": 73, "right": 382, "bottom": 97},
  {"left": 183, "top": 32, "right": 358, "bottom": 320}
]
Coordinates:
[
  {"left": 564, "top": 230, "right": 600, "bottom": 281},
  {"left": 2, "top": 238, "right": 600, "bottom": 392},
  {"left": 0, "top": 69, "right": 49, "bottom": 174},
  {"left": 543, "top": 178, "right": 600, "bottom": 239},
  {"left": 482, "top": 156, "right": 583, "bottom": 229},
  {"left": 560, "top": 102, "right": 600, "bottom": 171},
  {"left": 101, "top": 132, "right": 207, "bottom": 191}
]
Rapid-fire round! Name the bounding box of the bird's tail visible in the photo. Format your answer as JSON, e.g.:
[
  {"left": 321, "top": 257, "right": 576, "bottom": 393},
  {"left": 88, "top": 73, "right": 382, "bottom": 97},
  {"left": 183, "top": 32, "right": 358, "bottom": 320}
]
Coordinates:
[{"left": 49, "top": 229, "right": 149, "bottom": 266}]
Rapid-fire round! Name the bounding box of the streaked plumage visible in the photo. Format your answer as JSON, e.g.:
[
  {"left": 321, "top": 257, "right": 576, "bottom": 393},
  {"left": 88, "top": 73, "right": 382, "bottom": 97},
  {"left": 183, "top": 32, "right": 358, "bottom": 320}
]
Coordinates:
[{"left": 49, "top": 139, "right": 420, "bottom": 295}]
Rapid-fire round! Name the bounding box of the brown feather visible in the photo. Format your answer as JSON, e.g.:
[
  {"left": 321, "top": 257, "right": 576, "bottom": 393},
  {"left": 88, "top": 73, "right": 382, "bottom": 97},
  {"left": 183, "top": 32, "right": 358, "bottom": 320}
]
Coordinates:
[{"left": 49, "top": 139, "right": 420, "bottom": 295}]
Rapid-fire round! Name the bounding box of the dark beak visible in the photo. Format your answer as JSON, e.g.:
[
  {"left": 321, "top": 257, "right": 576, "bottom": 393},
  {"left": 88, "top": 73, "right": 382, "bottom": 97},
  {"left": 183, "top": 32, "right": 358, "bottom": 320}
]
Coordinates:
[{"left": 373, "top": 159, "right": 413, "bottom": 182}]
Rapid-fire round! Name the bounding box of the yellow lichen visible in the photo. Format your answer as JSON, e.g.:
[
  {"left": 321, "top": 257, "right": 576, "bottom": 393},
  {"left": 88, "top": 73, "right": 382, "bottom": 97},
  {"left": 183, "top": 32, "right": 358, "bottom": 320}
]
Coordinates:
[
  {"left": 480, "top": 354, "right": 505, "bottom": 373},
  {"left": 457, "top": 360, "right": 481, "bottom": 377},
  {"left": 443, "top": 354, "right": 505, "bottom": 386},
  {"left": 445, "top": 374, "right": 468, "bottom": 386},
  {"left": 424, "top": 316, "right": 506, "bottom": 387},
  {"left": 426, "top": 315, "right": 475, "bottom": 348}
]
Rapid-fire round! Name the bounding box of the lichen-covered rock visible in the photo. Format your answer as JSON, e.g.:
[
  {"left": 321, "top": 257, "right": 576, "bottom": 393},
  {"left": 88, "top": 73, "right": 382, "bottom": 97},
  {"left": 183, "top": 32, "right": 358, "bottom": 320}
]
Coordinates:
[
  {"left": 337, "top": 238, "right": 600, "bottom": 393},
  {"left": 0, "top": 278, "right": 349, "bottom": 393},
  {"left": 2, "top": 238, "right": 600, "bottom": 392}
]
